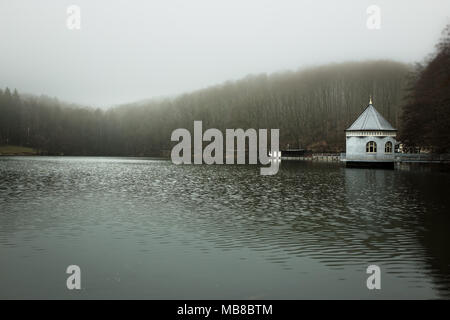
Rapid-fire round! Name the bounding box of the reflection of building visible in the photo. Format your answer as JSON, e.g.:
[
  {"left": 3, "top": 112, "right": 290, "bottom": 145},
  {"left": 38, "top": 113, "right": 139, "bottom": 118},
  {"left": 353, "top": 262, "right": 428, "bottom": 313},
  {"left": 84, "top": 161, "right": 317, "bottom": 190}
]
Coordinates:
[{"left": 345, "top": 98, "right": 397, "bottom": 168}]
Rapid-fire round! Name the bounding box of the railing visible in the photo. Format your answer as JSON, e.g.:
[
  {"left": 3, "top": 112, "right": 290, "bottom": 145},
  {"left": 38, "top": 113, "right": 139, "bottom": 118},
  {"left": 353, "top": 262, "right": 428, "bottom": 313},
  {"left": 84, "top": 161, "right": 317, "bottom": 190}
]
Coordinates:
[
  {"left": 344, "top": 154, "right": 395, "bottom": 161},
  {"left": 281, "top": 153, "right": 341, "bottom": 162},
  {"left": 341, "top": 153, "right": 450, "bottom": 163},
  {"left": 395, "top": 153, "right": 450, "bottom": 162}
]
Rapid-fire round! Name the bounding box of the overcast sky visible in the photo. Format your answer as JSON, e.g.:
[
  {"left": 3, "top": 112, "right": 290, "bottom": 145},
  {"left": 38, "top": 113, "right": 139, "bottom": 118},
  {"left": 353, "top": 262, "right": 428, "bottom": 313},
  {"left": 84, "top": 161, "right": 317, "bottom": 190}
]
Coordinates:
[{"left": 0, "top": 0, "right": 449, "bottom": 107}]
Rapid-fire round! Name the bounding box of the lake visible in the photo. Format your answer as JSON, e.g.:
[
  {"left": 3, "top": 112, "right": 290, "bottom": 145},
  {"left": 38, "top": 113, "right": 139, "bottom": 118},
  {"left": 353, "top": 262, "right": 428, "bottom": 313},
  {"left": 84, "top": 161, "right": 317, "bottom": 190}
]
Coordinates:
[{"left": 0, "top": 157, "right": 449, "bottom": 299}]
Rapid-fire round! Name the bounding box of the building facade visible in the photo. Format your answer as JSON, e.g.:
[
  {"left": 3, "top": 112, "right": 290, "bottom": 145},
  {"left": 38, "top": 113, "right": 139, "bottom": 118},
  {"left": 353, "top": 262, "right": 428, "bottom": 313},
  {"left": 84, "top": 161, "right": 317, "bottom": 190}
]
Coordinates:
[{"left": 345, "top": 99, "right": 397, "bottom": 168}]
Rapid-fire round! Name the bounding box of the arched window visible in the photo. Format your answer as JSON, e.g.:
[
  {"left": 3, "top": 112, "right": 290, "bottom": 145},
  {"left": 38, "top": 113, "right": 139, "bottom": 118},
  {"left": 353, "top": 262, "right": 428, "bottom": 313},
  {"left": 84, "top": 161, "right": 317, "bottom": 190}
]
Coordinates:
[
  {"left": 366, "top": 141, "right": 377, "bottom": 153},
  {"left": 385, "top": 141, "right": 393, "bottom": 153}
]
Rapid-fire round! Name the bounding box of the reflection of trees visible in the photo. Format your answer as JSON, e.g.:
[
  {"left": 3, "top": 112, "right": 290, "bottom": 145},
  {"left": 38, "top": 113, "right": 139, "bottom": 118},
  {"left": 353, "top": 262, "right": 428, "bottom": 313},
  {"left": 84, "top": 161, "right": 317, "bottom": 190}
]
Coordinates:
[
  {"left": 2, "top": 159, "right": 449, "bottom": 297},
  {"left": 165, "top": 164, "right": 399, "bottom": 262},
  {"left": 162, "top": 162, "right": 450, "bottom": 297},
  {"left": 398, "top": 167, "right": 450, "bottom": 298},
  {"left": 342, "top": 166, "right": 450, "bottom": 298}
]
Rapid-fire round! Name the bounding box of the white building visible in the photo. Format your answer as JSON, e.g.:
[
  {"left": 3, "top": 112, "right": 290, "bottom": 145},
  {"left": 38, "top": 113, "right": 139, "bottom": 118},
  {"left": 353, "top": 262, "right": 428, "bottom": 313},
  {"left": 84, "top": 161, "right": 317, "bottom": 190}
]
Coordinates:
[{"left": 345, "top": 98, "right": 397, "bottom": 168}]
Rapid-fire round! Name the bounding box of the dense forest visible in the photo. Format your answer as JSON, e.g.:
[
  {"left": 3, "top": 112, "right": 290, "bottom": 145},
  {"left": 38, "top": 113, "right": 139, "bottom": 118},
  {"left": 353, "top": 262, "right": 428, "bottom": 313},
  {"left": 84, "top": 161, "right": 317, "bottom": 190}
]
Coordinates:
[
  {"left": 399, "top": 24, "right": 450, "bottom": 153},
  {"left": 0, "top": 60, "right": 411, "bottom": 156}
]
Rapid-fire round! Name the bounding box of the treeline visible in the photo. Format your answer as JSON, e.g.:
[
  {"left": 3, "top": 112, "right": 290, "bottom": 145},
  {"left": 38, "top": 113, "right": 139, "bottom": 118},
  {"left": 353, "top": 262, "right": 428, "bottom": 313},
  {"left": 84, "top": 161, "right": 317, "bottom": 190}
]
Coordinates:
[
  {"left": 399, "top": 24, "right": 450, "bottom": 153},
  {"left": 0, "top": 60, "right": 411, "bottom": 156}
]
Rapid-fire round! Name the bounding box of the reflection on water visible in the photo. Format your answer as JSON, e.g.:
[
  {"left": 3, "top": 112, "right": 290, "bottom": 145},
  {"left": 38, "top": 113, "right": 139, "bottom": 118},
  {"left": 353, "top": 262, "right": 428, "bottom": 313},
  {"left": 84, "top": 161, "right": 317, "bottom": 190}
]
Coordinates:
[{"left": 0, "top": 157, "right": 449, "bottom": 299}]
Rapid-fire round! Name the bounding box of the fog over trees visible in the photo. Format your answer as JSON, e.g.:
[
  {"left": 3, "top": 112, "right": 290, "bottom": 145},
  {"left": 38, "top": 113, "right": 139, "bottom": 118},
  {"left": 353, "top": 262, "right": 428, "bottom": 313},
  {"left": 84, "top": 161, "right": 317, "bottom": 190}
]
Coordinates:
[
  {"left": 5, "top": 20, "right": 448, "bottom": 157},
  {"left": 0, "top": 60, "right": 412, "bottom": 156}
]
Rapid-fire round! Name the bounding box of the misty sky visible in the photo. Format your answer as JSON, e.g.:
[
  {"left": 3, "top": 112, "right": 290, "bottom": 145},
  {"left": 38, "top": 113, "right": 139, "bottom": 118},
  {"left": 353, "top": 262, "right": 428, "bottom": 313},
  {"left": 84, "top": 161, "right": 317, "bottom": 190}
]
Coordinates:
[{"left": 1, "top": 0, "right": 449, "bottom": 107}]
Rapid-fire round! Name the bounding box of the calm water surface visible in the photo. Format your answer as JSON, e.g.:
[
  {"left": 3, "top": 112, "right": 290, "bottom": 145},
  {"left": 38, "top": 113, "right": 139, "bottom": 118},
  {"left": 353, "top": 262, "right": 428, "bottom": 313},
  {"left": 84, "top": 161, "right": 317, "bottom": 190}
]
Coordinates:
[{"left": 0, "top": 157, "right": 449, "bottom": 299}]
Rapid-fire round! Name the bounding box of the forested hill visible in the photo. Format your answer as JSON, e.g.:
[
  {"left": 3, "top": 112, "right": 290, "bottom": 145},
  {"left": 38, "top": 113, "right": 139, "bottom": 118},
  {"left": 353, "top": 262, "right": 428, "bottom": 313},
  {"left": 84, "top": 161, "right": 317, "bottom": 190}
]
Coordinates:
[
  {"left": 399, "top": 24, "right": 450, "bottom": 153},
  {"left": 0, "top": 60, "right": 411, "bottom": 156}
]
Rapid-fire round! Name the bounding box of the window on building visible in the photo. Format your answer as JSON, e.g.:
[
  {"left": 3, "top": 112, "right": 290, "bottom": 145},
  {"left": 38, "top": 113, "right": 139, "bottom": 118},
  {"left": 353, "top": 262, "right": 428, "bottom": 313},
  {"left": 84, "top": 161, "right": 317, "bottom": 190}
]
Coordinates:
[
  {"left": 385, "top": 141, "right": 393, "bottom": 153},
  {"left": 366, "top": 141, "right": 377, "bottom": 153}
]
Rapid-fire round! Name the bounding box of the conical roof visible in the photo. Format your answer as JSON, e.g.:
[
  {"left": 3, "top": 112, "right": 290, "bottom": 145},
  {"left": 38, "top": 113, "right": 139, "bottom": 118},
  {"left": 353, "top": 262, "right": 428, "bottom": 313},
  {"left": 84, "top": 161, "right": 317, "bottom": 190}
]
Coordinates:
[{"left": 346, "top": 102, "right": 396, "bottom": 131}]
